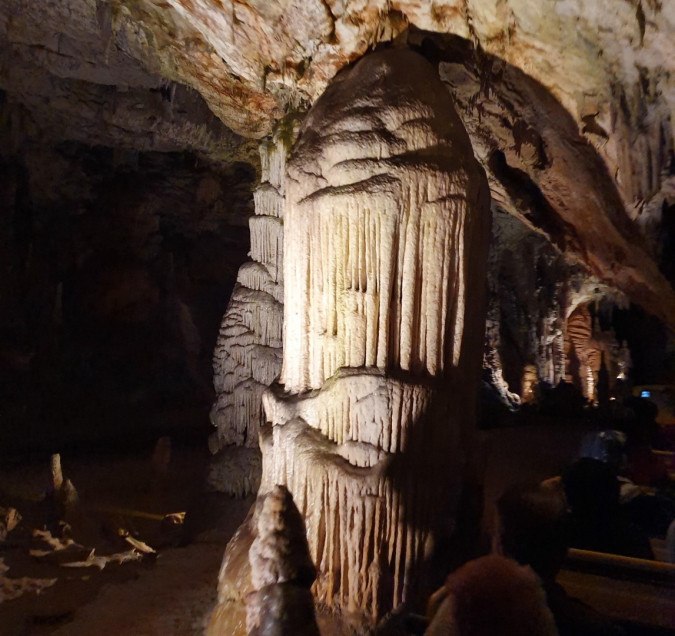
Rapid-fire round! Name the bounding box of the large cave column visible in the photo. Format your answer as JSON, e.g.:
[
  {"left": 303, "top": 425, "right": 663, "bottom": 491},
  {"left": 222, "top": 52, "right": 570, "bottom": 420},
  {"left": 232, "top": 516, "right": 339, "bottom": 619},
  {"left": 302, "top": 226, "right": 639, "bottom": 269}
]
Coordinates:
[{"left": 260, "top": 48, "right": 491, "bottom": 625}]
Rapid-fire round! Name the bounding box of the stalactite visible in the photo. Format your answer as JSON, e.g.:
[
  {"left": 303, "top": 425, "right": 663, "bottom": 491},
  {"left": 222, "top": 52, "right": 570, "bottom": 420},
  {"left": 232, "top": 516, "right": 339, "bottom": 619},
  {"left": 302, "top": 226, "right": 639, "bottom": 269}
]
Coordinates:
[
  {"left": 482, "top": 208, "right": 584, "bottom": 406},
  {"left": 253, "top": 183, "right": 284, "bottom": 219},
  {"left": 248, "top": 216, "right": 284, "bottom": 283},
  {"left": 237, "top": 262, "right": 284, "bottom": 303},
  {"left": 565, "top": 304, "right": 593, "bottom": 399}
]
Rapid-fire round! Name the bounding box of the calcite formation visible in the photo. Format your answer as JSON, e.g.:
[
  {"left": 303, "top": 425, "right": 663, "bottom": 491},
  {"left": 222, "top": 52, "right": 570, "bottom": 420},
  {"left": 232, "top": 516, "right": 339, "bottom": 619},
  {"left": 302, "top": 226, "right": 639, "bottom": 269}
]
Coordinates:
[
  {"left": 563, "top": 301, "right": 626, "bottom": 403},
  {"left": 482, "top": 209, "right": 571, "bottom": 407},
  {"left": 564, "top": 304, "right": 596, "bottom": 400},
  {"left": 208, "top": 138, "right": 286, "bottom": 493},
  {"left": 248, "top": 47, "right": 491, "bottom": 626},
  {"left": 246, "top": 485, "right": 319, "bottom": 636},
  {"left": 479, "top": 206, "right": 636, "bottom": 410}
]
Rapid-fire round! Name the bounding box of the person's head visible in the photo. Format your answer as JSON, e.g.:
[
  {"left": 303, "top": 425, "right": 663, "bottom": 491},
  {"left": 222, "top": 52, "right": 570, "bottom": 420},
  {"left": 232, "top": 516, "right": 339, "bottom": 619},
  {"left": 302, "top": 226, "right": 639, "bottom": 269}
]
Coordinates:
[
  {"left": 578, "top": 429, "right": 626, "bottom": 472},
  {"left": 494, "top": 483, "right": 569, "bottom": 582},
  {"left": 425, "top": 555, "right": 558, "bottom": 636}
]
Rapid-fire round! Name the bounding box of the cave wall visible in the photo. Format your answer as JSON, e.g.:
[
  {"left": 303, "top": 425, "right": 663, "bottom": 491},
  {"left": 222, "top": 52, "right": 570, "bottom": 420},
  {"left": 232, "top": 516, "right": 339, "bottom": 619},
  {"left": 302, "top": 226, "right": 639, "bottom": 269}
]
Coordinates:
[{"left": 0, "top": 117, "right": 254, "bottom": 452}]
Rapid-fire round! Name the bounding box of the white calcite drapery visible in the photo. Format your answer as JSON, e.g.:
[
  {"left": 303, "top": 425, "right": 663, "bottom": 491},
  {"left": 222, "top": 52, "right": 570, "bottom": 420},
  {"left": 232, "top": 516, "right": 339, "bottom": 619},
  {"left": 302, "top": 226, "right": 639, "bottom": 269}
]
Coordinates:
[
  {"left": 211, "top": 139, "right": 285, "bottom": 450},
  {"left": 208, "top": 138, "right": 286, "bottom": 493},
  {"left": 256, "top": 47, "right": 491, "bottom": 625}
]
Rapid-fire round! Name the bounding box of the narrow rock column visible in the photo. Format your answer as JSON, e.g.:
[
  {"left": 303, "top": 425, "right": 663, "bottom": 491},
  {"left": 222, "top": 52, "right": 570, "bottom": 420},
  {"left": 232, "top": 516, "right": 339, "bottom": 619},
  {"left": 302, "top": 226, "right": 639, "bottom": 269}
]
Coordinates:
[
  {"left": 246, "top": 485, "right": 319, "bottom": 636},
  {"left": 260, "top": 48, "right": 491, "bottom": 626},
  {"left": 210, "top": 138, "right": 285, "bottom": 450},
  {"left": 208, "top": 138, "right": 286, "bottom": 494}
]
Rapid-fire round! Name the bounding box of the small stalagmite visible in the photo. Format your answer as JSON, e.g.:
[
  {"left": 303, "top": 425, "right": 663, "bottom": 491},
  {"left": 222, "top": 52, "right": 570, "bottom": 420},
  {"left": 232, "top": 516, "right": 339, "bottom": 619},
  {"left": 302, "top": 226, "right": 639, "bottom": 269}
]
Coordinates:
[
  {"left": 213, "top": 46, "right": 490, "bottom": 632},
  {"left": 246, "top": 485, "right": 319, "bottom": 636}
]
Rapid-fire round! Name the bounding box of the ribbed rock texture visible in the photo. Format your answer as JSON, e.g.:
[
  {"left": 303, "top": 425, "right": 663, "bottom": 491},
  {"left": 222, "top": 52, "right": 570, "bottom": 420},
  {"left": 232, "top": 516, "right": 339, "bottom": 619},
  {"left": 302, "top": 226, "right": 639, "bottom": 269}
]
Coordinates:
[
  {"left": 5, "top": 0, "right": 675, "bottom": 437},
  {"left": 563, "top": 302, "right": 628, "bottom": 403},
  {"left": 242, "top": 48, "right": 491, "bottom": 627},
  {"left": 208, "top": 138, "right": 286, "bottom": 493},
  {"left": 210, "top": 139, "right": 285, "bottom": 449}
]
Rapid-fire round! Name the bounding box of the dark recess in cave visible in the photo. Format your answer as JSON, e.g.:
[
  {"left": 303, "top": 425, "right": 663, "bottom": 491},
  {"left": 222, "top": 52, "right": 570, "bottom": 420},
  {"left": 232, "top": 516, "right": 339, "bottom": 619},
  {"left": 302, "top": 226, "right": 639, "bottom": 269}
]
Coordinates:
[
  {"left": 0, "top": 138, "right": 254, "bottom": 456},
  {"left": 660, "top": 201, "right": 675, "bottom": 285},
  {"left": 613, "top": 305, "right": 674, "bottom": 386}
]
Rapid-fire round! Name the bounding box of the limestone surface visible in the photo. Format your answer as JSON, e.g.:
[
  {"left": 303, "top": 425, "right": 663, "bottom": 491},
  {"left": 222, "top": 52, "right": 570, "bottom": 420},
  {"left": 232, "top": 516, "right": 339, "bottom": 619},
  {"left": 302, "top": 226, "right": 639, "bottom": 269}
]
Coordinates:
[
  {"left": 3, "top": 0, "right": 674, "bottom": 324},
  {"left": 255, "top": 47, "right": 491, "bottom": 626},
  {"left": 208, "top": 138, "right": 287, "bottom": 493}
]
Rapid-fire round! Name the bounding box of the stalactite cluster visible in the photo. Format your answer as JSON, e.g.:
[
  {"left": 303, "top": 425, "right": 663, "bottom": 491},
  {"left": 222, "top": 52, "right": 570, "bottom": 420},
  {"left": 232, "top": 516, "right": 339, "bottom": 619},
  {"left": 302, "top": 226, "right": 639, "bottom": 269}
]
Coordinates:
[
  {"left": 481, "top": 209, "right": 585, "bottom": 409},
  {"left": 563, "top": 301, "right": 626, "bottom": 403},
  {"left": 282, "top": 176, "right": 470, "bottom": 393}
]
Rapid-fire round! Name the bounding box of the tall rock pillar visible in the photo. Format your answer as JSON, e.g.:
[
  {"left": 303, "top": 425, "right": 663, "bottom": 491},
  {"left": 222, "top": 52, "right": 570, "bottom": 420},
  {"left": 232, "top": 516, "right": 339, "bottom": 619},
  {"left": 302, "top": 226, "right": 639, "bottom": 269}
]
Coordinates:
[{"left": 260, "top": 48, "right": 491, "bottom": 626}]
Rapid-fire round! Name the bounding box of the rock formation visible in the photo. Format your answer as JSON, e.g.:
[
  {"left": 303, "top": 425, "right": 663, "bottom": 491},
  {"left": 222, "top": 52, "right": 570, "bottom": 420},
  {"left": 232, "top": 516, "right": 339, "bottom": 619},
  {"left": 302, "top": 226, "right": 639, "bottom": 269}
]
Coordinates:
[
  {"left": 213, "top": 47, "right": 491, "bottom": 629},
  {"left": 4, "top": 0, "right": 675, "bottom": 326},
  {"left": 563, "top": 300, "right": 628, "bottom": 403},
  {"left": 1, "top": 1, "right": 675, "bottom": 627},
  {"left": 479, "top": 203, "right": 641, "bottom": 412},
  {"left": 245, "top": 485, "right": 319, "bottom": 636},
  {"left": 208, "top": 136, "right": 287, "bottom": 494},
  {"left": 482, "top": 209, "right": 579, "bottom": 410},
  {"left": 4, "top": 0, "right": 675, "bottom": 442}
]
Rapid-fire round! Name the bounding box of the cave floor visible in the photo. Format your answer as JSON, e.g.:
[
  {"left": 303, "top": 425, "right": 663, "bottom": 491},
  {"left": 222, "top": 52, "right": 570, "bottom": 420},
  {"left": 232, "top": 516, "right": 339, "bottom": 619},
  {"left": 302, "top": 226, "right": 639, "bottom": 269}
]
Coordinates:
[
  {"left": 0, "top": 417, "right": 672, "bottom": 635},
  {"left": 0, "top": 442, "right": 252, "bottom": 636}
]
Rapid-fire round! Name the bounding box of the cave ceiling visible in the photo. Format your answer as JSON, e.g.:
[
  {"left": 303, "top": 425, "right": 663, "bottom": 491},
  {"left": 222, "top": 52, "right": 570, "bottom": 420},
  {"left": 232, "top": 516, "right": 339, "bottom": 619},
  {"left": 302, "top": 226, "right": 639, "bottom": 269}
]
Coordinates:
[{"left": 1, "top": 0, "right": 675, "bottom": 326}]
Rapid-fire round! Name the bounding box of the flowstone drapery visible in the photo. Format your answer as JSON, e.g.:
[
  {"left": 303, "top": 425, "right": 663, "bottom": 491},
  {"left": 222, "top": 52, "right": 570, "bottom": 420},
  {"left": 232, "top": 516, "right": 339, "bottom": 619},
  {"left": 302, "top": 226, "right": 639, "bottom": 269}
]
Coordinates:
[
  {"left": 208, "top": 138, "right": 286, "bottom": 494},
  {"left": 211, "top": 47, "right": 490, "bottom": 632}
]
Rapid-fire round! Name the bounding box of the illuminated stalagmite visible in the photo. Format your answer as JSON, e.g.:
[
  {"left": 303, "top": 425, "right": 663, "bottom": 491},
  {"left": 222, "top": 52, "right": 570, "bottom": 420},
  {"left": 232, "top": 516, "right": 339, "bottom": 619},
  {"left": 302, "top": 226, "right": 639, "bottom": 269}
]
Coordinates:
[{"left": 212, "top": 47, "right": 490, "bottom": 631}]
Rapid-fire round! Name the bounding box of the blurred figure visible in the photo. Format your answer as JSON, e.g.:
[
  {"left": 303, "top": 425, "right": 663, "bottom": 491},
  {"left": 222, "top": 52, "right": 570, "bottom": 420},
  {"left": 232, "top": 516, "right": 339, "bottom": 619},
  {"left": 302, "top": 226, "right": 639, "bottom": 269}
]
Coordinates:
[
  {"left": 576, "top": 422, "right": 674, "bottom": 540},
  {"left": 495, "top": 483, "right": 625, "bottom": 636},
  {"left": 562, "top": 458, "right": 653, "bottom": 560},
  {"left": 578, "top": 430, "right": 626, "bottom": 473},
  {"left": 667, "top": 519, "right": 675, "bottom": 564},
  {"left": 621, "top": 397, "right": 667, "bottom": 487}
]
